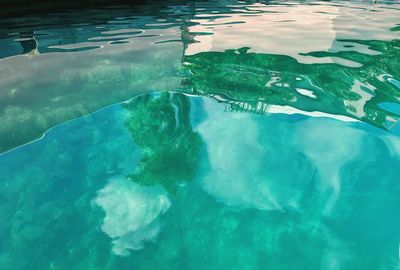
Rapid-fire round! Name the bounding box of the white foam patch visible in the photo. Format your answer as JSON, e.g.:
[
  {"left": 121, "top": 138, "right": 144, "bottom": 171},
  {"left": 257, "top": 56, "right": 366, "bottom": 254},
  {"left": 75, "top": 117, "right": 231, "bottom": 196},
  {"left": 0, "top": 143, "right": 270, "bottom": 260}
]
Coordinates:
[
  {"left": 94, "top": 177, "right": 171, "bottom": 256},
  {"left": 267, "top": 105, "right": 358, "bottom": 122},
  {"left": 295, "top": 88, "right": 317, "bottom": 99}
]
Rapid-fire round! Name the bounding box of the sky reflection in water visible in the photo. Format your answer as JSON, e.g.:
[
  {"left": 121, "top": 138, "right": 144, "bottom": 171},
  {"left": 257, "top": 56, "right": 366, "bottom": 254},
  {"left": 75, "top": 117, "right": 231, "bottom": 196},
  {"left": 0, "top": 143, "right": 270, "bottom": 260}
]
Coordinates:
[
  {"left": 0, "top": 0, "right": 400, "bottom": 269},
  {"left": 0, "top": 0, "right": 399, "bottom": 152}
]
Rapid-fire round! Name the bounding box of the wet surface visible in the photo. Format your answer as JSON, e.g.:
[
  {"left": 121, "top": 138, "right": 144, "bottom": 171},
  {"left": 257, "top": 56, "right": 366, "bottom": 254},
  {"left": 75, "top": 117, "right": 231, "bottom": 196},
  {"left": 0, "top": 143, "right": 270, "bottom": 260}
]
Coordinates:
[{"left": 0, "top": 1, "right": 400, "bottom": 269}]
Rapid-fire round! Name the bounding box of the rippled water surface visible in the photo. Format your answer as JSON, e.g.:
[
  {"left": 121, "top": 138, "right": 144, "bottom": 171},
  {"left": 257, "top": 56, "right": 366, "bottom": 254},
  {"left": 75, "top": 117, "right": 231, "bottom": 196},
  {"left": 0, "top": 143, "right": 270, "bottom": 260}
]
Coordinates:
[{"left": 0, "top": 0, "right": 400, "bottom": 269}]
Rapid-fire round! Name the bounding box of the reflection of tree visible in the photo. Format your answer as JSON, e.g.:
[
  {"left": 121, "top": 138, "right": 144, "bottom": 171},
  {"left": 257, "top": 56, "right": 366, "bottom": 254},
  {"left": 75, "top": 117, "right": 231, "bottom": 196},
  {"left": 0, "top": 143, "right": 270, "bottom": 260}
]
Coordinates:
[
  {"left": 182, "top": 39, "right": 400, "bottom": 131},
  {"left": 123, "top": 92, "right": 202, "bottom": 193}
]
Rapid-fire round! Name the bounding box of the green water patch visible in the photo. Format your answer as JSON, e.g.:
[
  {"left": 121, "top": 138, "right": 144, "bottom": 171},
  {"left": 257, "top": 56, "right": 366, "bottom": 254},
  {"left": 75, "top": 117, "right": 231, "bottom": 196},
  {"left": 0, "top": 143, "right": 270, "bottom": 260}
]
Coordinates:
[
  {"left": 1, "top": 92, "right": 400, "bottom": 269},
  {"left": 181, "top": 39, "right": 400, "bottom": 132},
  {"left": 1, "top": 1, "right": 400, "bottom": 154},
  {"left": 123, "top": 92, "right": 203, "bottom": 193}
]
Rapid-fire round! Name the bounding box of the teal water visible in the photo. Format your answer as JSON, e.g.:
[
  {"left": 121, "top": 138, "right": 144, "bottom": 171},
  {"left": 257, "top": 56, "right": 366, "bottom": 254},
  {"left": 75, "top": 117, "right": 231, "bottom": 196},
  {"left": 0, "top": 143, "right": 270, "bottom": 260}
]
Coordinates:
[{"left": 1, "top": 0, "right": 400, "bottom": 269}]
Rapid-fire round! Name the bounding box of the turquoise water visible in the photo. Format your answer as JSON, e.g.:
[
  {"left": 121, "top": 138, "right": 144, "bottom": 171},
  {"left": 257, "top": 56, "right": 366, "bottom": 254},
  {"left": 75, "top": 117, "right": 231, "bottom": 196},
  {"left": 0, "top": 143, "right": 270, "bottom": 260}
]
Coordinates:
[{"left": 1, "top": 0, "right": 400, "bottom": 269}]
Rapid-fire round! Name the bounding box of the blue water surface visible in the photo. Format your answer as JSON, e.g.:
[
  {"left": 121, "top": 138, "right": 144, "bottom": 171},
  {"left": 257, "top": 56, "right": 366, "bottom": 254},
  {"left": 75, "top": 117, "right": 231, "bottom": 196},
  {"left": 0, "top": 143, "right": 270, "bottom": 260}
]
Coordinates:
[{"left": 1, "top": 93, "right": 400, "bottom": 269}]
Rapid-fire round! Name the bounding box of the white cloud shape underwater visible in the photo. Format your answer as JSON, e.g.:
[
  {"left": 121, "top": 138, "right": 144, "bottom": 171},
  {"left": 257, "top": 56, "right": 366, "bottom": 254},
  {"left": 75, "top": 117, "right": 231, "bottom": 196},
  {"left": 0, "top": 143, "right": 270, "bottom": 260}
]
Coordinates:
[
  {"left": 94, "top": 177, "right": 171, "bottom": 256},
  {"left": 196, "top": 101, "right": 380, "bottom": 214}
]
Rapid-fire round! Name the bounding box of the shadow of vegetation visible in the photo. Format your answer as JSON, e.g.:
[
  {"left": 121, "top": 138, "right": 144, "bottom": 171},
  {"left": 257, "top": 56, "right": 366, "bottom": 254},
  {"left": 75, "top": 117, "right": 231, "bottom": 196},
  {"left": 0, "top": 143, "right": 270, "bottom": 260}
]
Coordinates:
[{"left": 123, "top": 92, "right": 203, "bottom": 193}]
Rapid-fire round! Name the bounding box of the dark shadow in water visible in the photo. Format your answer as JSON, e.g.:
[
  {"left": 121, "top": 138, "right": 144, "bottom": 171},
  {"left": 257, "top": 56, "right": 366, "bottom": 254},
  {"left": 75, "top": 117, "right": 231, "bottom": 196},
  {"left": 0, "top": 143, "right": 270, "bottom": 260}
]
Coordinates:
[
  {"left": 18, "top": 31, "right": 39, "bottom": 54},
  {"left": 123, "top": 92, "right": 203, "bottom": 193}
]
